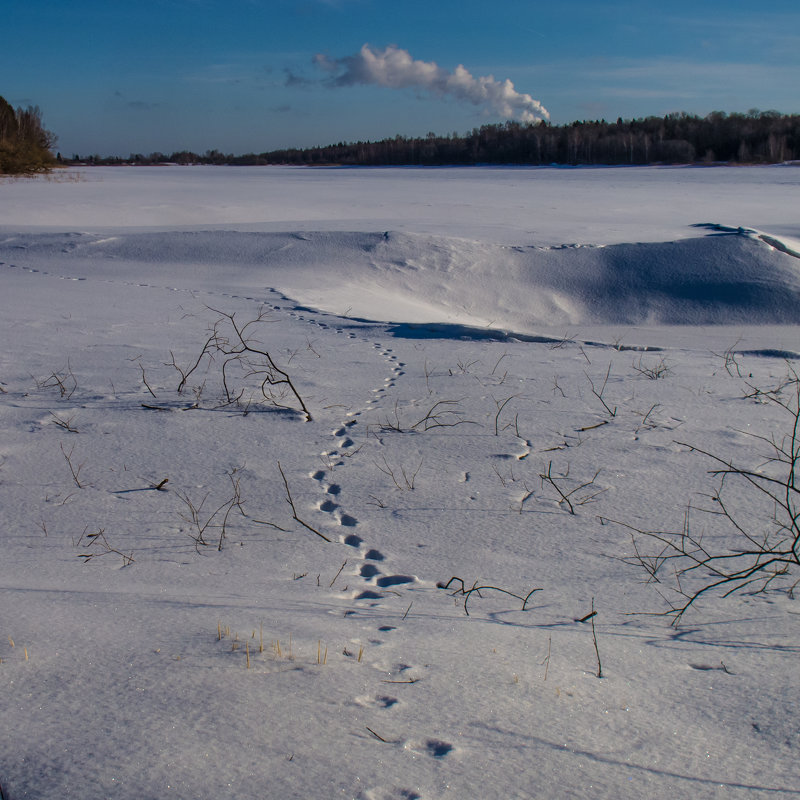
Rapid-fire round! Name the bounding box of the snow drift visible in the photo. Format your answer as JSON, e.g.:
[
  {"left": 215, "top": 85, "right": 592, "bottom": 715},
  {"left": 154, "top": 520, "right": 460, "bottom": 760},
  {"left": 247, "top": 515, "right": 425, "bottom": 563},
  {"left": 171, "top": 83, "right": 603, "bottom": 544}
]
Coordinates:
[{"left": 2, "top": 227, "right": 798, "bottom": 330}]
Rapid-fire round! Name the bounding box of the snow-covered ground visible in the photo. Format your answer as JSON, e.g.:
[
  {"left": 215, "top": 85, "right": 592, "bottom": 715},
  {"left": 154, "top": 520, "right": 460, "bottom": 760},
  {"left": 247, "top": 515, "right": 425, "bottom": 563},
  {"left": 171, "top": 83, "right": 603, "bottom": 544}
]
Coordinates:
[{"left": 1, "top": 165, "right": 799, "bottom": 799}]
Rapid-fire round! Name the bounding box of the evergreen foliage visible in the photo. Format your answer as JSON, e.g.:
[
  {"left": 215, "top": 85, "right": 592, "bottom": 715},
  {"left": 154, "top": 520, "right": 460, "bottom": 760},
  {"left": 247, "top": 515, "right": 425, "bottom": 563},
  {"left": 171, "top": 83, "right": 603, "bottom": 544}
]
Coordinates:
[
  {"left": 253, "top": 111, "right": 800, "bottom": 167},
  {"left": 0, "top": 95, "right": 57, "bottom": 174},
  {"left": 66, "top": 110, "right": 800, "bottom": 168}
]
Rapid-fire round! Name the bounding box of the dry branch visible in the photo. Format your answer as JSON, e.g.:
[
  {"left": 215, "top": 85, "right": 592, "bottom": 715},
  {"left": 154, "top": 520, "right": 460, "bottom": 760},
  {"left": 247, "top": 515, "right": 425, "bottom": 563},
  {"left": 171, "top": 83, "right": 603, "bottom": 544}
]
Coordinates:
[
  {"left": 77, "top": 527, "right": 134, "bottom": 566},
  {"left": 277, "top": 462, "right": 331, "bottom": 542},
  {"left": 177, "top": 466, "right": 246, "bottom": 551},
  {"left": 539, "top": 462, "right": 604, "bottom": 514},
  {"left": 60, "top": 442, "right": 85, "bottom": 488},
  {"left": 618, "top": 378, "right": 800, "bottom": 622},
  {"left": 173, "top": 308, "right": 312, "bottom": 420},
  {"left": 586, "top": 363, "right": 617, "bottom": 418},
  {"left": 379, "top": 399, "right": 476, "bottom": 433},
  {"left": 374, "top": 455, "right": 423, "bottom": 490},
  {"left": 438, "top": 576, "right": 542, "bottom": 616}
]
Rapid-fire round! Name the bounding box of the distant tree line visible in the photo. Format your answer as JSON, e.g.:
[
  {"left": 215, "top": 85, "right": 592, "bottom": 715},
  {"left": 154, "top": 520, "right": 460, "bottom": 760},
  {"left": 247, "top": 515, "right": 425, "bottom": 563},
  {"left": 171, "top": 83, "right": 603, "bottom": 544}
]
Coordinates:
[
  {"left": 0, "top": 95, "right": 57, "bottom": 174},
  {"left": 69, "top": 110, "right": 800, "bottom": 168}
]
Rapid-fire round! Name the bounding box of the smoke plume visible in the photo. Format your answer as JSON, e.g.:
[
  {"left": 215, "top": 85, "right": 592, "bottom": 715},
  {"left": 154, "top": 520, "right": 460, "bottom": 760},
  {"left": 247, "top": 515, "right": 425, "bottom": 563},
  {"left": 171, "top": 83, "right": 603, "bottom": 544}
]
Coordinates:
[{"left": 313, "top": 44, "right": 548, "bottom": 123}]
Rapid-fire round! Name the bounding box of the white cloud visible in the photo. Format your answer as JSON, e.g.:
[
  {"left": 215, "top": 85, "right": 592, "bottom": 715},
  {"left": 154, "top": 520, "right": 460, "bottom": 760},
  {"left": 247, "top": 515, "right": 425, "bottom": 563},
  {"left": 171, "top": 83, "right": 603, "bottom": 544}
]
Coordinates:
[{"left": 314, "top": 44, "right": 549, "bottom": 122}]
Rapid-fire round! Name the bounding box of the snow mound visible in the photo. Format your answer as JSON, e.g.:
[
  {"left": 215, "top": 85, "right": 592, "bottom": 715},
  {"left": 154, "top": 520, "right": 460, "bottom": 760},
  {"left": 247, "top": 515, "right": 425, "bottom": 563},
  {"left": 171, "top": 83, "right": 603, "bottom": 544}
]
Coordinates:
[{"left": 1, "top": 227, "right": 798, "bottom": 329}]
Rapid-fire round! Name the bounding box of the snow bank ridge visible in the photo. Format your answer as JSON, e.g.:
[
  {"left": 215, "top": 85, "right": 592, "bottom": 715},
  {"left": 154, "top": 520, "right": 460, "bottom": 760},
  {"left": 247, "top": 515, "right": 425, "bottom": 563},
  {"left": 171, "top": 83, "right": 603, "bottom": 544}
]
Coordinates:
[{"left": 2, "top": 227, "right": 799, "bottom": 329}]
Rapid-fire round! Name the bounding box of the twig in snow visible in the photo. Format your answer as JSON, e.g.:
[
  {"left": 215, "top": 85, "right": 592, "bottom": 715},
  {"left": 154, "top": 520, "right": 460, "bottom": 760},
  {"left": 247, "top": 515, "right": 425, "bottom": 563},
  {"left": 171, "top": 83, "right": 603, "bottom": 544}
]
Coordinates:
[
  {"left": 277, "top": 462, "right": 331, "bottom": 542},
  {"left": 329, "top": 560, "right": 347, "bottom": 588},
  {"left": 438, "top": 576, "right": 542, "bottom": 616}
]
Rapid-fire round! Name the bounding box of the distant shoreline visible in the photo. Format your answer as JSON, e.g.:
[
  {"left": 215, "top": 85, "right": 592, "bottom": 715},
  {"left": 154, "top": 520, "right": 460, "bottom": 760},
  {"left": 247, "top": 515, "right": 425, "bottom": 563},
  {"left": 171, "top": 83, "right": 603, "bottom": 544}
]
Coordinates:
[{"left": 58, "top": 112, "right": 800, "bottom": 169}]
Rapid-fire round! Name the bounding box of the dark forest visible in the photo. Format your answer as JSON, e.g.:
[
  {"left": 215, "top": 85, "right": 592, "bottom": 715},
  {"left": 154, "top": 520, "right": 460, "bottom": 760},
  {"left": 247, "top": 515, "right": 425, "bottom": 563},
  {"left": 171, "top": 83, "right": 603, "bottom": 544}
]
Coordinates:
[{"left": 73, "top": 110, "right": 799, "bottom": 168}]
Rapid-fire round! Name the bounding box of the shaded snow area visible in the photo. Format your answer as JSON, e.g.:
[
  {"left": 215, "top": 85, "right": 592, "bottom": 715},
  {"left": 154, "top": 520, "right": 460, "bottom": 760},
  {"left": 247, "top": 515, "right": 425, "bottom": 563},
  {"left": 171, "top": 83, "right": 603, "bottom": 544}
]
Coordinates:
[
  {"left": 5, "top": 227, "right": 800, "bottom": 329},
  {"left": 1, "top": 166, "right": 799, "bottom": 799}
]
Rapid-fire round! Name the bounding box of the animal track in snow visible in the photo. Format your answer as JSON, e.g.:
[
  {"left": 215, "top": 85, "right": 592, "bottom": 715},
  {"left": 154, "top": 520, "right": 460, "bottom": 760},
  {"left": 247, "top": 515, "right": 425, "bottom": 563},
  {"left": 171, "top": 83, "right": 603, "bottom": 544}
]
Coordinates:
[
  {"left": 420, "top": 739, "right": 454, "bottom": 758},
  {"left": 355, "top": 589, "right": 384, "bottom": 600},
  {"left": 354, "top": 694, "right": 399, "bottom": 710},
  {"left": 320, "top": 449, "right": 344, "bottom": 467},
  {"left": 361, "top": 788, "right": 421, "bottom": 800},
  {"left": 360, "top": 563, "right": 381, "bottom": 578},
  {"left": 375, "top": 695, "right": 399, "bottom": 708},
  {"left": 312, "top": 346, "right": 414, "bottom": 611},
  {"left": 375, "top": 575, "right": 416, "bottom": 588}
]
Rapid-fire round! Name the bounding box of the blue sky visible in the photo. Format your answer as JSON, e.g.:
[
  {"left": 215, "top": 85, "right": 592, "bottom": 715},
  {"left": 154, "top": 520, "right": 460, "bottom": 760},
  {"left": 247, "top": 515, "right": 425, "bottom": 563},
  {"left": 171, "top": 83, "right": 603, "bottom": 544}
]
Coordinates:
[{"left": 4, "top": 0, "right": 799, "bottom": 157}]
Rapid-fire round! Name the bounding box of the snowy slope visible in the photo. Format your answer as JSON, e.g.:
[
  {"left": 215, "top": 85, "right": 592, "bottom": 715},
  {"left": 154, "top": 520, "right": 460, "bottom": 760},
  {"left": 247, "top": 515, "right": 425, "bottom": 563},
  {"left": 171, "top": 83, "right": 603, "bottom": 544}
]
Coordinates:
[{"left": 3, "top": 226, "right": 799, "bottom": 329}]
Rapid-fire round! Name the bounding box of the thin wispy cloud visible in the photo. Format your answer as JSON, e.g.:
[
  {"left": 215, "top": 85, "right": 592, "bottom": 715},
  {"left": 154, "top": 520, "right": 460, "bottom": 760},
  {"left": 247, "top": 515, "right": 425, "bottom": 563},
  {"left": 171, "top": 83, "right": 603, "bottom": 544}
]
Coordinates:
[
  {"left": 126, "top": 100, "right": 161, "bottom": 110},
  {"left": 312, "top": 44, "right": 549, "bottom": 122},
  {"left": 284, "top": 68, "right": 314, "bottom": 88},
  {"left": 514, "top": 55, "right": 799, "bottom": 118},
  {"left": 112, "top": 91, "right": 160, "bottom": 111},
  {"left": 592, "top": 58, "right": 800, "bottom": 100}
]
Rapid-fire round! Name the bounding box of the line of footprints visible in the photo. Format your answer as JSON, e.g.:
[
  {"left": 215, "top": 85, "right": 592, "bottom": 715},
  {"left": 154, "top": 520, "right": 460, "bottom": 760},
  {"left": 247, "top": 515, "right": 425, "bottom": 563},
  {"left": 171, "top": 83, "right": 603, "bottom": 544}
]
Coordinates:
[
  {"left": 274, "top": 313, "right": 457, "bottom": 775},
  {"left": 229, "top": 298, "right": 455, "bottom": 767},
  {"left": 194, "top": 292, "right": 455, "bottom": 776},
  {"left": 310, "top": 351, "right": 458, "bottom": 779},
  {"left": 310, "top": 349, "right": 417, "bottom": 604},
  {"left": 312, "top": 453, "right": 415, "bottom": 601},
  {"left": 271, "top": 295, "right": 417, "bottom": 600}
]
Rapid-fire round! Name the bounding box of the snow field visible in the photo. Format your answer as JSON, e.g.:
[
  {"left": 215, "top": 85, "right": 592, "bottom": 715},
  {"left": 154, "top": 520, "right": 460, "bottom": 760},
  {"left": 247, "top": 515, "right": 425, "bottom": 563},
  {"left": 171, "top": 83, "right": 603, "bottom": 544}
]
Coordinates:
[{"left": 0, "top": 166, "right": 799, "bottom": 799}]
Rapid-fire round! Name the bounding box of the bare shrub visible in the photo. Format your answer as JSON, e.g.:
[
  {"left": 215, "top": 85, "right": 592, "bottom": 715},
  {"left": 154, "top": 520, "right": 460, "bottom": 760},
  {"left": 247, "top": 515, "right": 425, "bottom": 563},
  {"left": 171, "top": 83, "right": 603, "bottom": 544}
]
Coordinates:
[
  {"left": 374, "top": 455, "right": 423, "bottom": 490},
  {"left": 539, "top": 461, "right": 605, "bottom": 514},
  {"left": 378, "top": 399, "right": 476, "bottom": 433},
  {"left": 76, "top": 527, "right": 134, "bottom": 566},
  {"left": 437, "top": 576, "right": 542, "bottom": 616},
  {"left": 33, "top": 361, "right": 77, "bottom": 399},
  {"left": 586, "top": 363, "right": 617, "bottom": 418},
  {"left": 171, "top": 308, "right": 312, "bottom": 420},
  {"left": 616, "top": 374, "right": 800, "bottom": 622},
  {"left": 632, "top": 354, "right": 672, "bottom": 380},
  {"left": 177, "top": 466, "right": 245, "bottom": 551}
]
